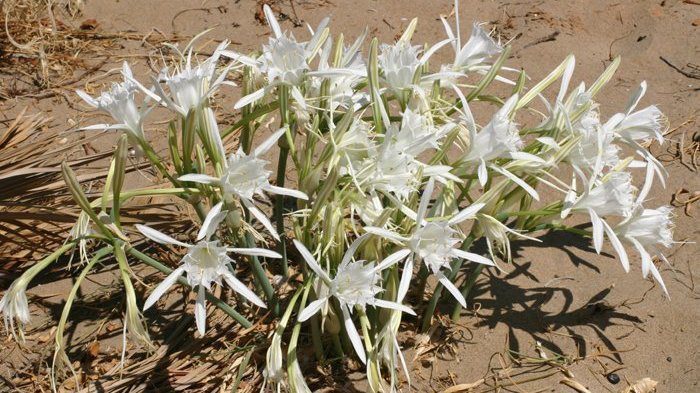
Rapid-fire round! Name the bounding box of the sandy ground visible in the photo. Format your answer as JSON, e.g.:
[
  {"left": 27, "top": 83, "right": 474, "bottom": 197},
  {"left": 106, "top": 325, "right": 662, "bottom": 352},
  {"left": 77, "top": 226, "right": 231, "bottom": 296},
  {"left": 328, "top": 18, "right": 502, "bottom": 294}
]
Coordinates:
[{"left": 1, "top": 0, "right": 699, "bottom": 392}]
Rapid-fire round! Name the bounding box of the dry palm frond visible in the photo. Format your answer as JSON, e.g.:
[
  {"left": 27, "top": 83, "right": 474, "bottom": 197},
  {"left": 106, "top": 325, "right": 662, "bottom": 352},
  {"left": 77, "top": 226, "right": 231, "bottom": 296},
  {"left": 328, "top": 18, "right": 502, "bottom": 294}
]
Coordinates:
[{"left": 0, "top": 109, "right": 117, "bottom": 266}]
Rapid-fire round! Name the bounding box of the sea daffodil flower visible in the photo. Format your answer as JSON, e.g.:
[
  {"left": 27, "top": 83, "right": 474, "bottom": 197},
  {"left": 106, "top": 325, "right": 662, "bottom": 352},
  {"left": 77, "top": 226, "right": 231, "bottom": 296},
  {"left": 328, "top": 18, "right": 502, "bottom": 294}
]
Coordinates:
[
  {"left": 293, "top": 236, "right": 415, "bottom": 364},
  {"left": 136, "top": 202, "right": 279, "bottom": 335}
]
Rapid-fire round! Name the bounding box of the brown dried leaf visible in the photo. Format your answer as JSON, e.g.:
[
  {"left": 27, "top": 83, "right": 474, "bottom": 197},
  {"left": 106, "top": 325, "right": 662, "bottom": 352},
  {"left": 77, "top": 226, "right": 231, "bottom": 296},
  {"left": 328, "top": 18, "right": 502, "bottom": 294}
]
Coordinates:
[{"left": 619, "top": 378, "right": 658, "bottom": 393}]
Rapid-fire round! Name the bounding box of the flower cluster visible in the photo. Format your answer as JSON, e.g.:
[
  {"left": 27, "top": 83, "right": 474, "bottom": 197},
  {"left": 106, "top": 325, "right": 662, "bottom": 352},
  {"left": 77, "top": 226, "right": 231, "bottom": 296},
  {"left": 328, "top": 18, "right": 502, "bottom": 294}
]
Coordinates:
[{"left": 1, "top": 2, "right": 675, "bottom": 391}]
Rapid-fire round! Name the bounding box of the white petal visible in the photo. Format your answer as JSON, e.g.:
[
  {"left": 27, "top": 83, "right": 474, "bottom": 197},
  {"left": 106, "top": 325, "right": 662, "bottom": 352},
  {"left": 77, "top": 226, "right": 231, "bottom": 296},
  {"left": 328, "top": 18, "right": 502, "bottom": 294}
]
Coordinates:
[
  {"left": 630, "top": 237, "right": 653, "bottom": 279},
  {"left": 478, "top": 160, "right": 488, "bottom": 186},
  {"left": 490, "top": 165, "right": 540, "bottom": 201},
  {"left": 298, "top": 298, "right": 326, "bottom": 322},
  {"left": 419, "top": 38, "right": 453, "bottom": 64},
  {"left": 363, "top": 227, "right": 408, "bottom": 243},
  {"left": 437, "top": 272, "right": 466, "bottom": 308},
  {"left": 448, "top": 203, "right": 485, "bottom": 225},
  {"left": 375, "top": 249, "right": 411, "bottom": 272},
  {"left": 340, "top": 234, "right": 371, "bottom": 267},
  {"left": 245, "top": 202, "right": 279, "bottom": 240},
  {"left": 373, "top": 299, "right": 416, "bottom": 315},
  {"left": 589, "top": 208, "right": 604, "bottom": 254},
  {"left": 264, "top": 185, "right": 309, "bottom": 200},
  {"left": 341, "top": 305, "right": 366, "bottom": 364},
  {"left": 195, "top": 285, "right": 207, "bottom": 336},
  {"left": 451, "top": 249, "right": 494, "bottom": 266},
  {"left": 416, "top": 177, "right": 435, "bottom": 225},
  {"left": 219, "top": 50, "right": 259, "bottom": 66},
  {"left": 254, "top": 128, "right": 287, "bottom": 157},
  {"left": 292, "top": 239, "right": 331, "bottom": 283},
  {"left": 263, "top": 4, "right": 282, "bottom": 38},
  {"left": 136, "top": 224, "right": 191, "bottom": 247},
  {"left": 234, "top": 87, "right": 266, "bottom": 109},
  {"left": 602, "top": 220, "right": 630, "bottom": 273},
  {"left": 178, "top": 174, "right": 220, "bottom": 185},
  {"left": 397, "top": 257, "right": 414, "bottom": 303},
  {"left": 222, "top": 271, "right": 267, "bottom": 308},
  {"left": 76, "top": 89, "right": 98, "bottom": 107},
  {"left": 227, "top": 247, "right": 282, "bottom": 259},
  {"left": 143, "top": 266, "right": 185, "bottom": 310},
  {"left": 648, "top": 260, "right": 669, "bottom": 298},
  {"left": 197, "top": 201, "right": 225, "bottom": 241}
]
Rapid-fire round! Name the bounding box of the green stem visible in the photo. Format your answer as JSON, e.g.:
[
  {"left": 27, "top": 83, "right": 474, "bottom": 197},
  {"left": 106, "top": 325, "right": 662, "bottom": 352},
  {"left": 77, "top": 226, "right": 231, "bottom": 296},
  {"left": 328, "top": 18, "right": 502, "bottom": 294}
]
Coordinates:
[
  {"left": 275, "top": 85, "right": 292, "bottom": 277},
  {"left": 126, "top": 246, "right": 252, "bottom": 328},
  {"left": 244, "top": 231, "right": 279, "bottom": 315}
]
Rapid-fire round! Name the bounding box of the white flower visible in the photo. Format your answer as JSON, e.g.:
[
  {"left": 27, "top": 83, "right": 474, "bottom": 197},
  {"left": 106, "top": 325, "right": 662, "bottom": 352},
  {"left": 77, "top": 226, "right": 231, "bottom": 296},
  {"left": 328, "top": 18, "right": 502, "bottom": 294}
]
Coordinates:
[
  {"left": 562, "top": 171, "right": 635, "bottom": 255},
  {"left": 355, "top": 123, "right": 458, "bottom": 200},
  {"left": 441, "top": 18, "right": 502, "bottom": 73},
  {"left": 0, "top": 280, "right": 30, "bottom": 335},
  {"left": 262, "top": 34, "right": 309, "bottom": 86},
  {"left": 222, "top": 5, "right": 329, "bottom": 108},
  {"left": 364, "top": 178, "right": 494, "bottom": 307},
  {"left": 604, "top": 81, "right": 666, "bottom": 144},
  {"left": 566, "top": 171, "right": 634, "bottom": 218},
  {"left": 309, "top": 34, "right": 368, "bottom": 110},
  {"left": 463, "top": 94, "right": 521, "bottom": 164},
  {"left": 136, "top": 41, "right": 234, "bottom": 116},
  {"left": 606, "top": 205, "right": 674, "bottom": 296},
  {"left": 567, "top": 111, "right": 620, "bottom": 175},
  {"left": 179, "top": 128, "right": 308, "bottom": 240},
  {"left": 76, "top": 62, "right": 148, "bottom": 141},
  {"left": 379, "top": 41, "right": 422, "bottom": 91},
  {"left": 474, "top": 213, "right": 539, "bottom": 263},
  {"left": 135, "top": 202, "right": 279, "bottom": 335},
  {"left": 335, "top": 118, "right": 375, "bottom": 176},
  {"left": 378, "top": 34, "right": 451, "bottom": 93},
  {"left": 293, "top": 236, "right": 415, "bottom": 363},
  {"left": 390, "top": 109, "right": 447, "bottom": 156}
]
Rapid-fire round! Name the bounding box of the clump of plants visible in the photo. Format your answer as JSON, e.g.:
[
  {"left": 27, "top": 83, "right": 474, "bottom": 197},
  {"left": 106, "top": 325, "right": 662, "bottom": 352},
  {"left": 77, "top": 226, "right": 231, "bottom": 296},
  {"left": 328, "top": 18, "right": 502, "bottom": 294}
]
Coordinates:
[{"left": 1, "top": 3, "right": 674, "bottom": 391}]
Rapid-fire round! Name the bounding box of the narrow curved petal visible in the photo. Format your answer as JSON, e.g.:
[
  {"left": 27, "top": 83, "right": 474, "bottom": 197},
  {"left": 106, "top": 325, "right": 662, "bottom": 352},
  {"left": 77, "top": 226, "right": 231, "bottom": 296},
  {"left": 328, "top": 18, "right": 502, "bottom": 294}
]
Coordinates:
[
  {"left": 197, "top": 201, "right": 225, "bottom": 241},
  {"left": 602, "top": 220, "right": 630, "bottom": 273},
  {"left": 178, "top": 173, "right": 221, "bottom": 185},
  {"left": 195, "top": 285, "right": 207, "bottom": 336},
  {"left": 340, "top": 234, "right": 371, "bottom": 267},
  {"left": 136, "top": 224, "right": 191, "bottom": 247},
  {"left": 341, "top": 305, "right": 366, "bottom": 364},
  {"left": 222, "top": 271, "right": 267, "bottom": 308},
  {"left": 375, "top": 249, "right": 411, "bottom": 272},
  {"left": 363, "top": 227, "right": 408, "bottom": 243},
  {"left": 263, "top": 4, "right": 282, "bottom": 38},
  {"left": 292, "top": 239, "right": 331, "bottom": 283},
  {"left": 76, "top": 89, "right": 98, "bottom": 107},
  {"left": 245, "top": 202, "right": 280, "bottom": 241},
  {"left": 397, "top": 257, "right": 414, "bottom": 303},
  {"left": 416, "top": 177, "right": 435, "bottom": 225},
  {"left": 451, "top": 249, "right": 494, "bottom": 266},
  {"left": 234, "top": 87, "right": 266, "bottom": 110},
  {"left": 264, "top": 185, "right": 309, "bottom": 200},
  {"left": 298, "top": 298, "right": 326, "bottom": 322},
  {"left": 588, "top": 208, "right": 604, "bottom": 254},
  {"left": 437, "top": 272, "right": 466, "bottom": 308},
  {"left": 448, "top": 202, "right": 485, "bottom": 225},
  {"left": 490, "top": 165, "right": 540, "bottom": 201},
  {"left": 227, "top": 247, "right": 282, "bottom": 259},
  {"left": 254, "top": 128, "right": 287, "bottom": 157},
  {"left": 143, "top": 266, "right": 186, "bottom": 310},
  {"left": 373, "top": 299, "right": 416, "bottom": 316},
  {"left": 477, "top": 160, "right": 488, "bottom": 186},
  {"left": 648, "top": 260, "right": 669, "bottom": 298}
]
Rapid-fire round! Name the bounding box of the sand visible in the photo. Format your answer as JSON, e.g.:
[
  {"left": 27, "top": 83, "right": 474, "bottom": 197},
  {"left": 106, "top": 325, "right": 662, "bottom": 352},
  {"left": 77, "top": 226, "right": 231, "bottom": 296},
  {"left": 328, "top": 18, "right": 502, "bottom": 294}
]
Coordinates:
[{"left": 1, "top": 1, "right": 698, "bottom": 392}]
